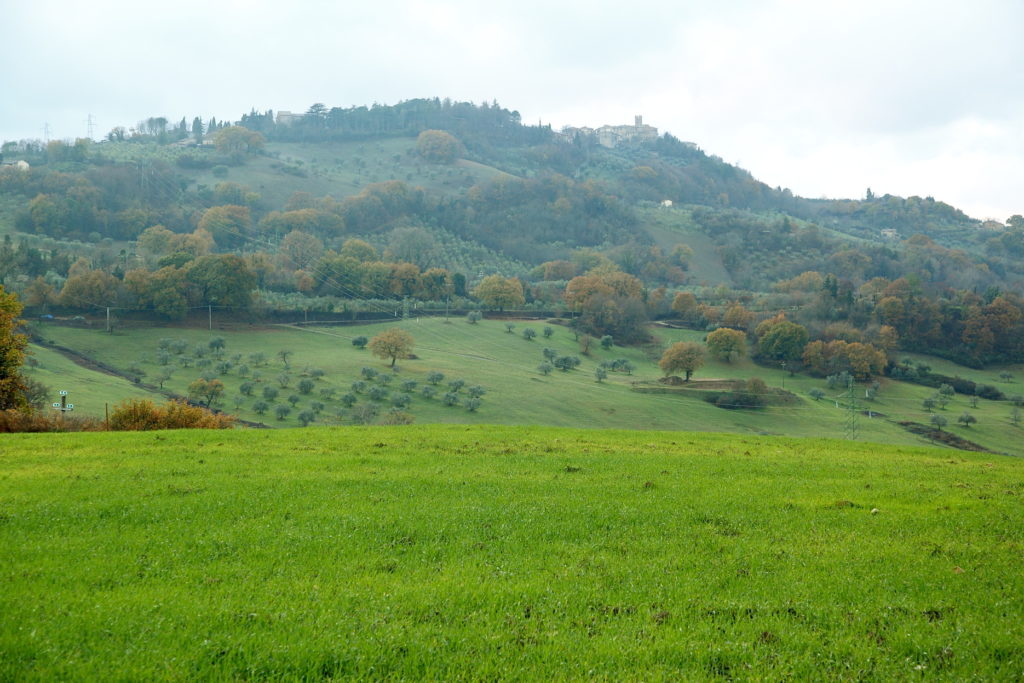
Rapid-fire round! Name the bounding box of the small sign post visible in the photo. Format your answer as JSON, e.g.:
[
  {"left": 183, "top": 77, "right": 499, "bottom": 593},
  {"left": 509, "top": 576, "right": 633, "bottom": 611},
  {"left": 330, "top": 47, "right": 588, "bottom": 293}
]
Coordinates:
[{"left": 52, "top": 390, "right": 74, "bottom": 421}]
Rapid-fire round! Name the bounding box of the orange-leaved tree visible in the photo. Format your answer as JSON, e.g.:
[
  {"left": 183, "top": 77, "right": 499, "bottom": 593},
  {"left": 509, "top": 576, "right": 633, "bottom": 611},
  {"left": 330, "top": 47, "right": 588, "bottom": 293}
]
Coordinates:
[
  {"left": 0, "top": 286, "right": 28, "bottom": 411},
  {"left": 369, "top": 328, "right": 415, "bottom": 367},
  {"left": 659, "top": 341, "right": 704, "bottom": 381}
]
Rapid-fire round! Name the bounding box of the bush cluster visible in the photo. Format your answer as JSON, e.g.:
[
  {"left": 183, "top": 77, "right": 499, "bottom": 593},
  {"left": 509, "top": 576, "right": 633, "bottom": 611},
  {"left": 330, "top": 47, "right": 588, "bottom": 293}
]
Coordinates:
[
  {"left": 0, "top": 410, "right": 104, "bottom": 433},
  {"left": 108, "top": 399, "right": 234, "bottom": 431},
  {"left": 889, "top": 366, "right": 1003, "bottom": 400},
  {"left": 705, "top": 378, "right": 768, "bottom": 410}
]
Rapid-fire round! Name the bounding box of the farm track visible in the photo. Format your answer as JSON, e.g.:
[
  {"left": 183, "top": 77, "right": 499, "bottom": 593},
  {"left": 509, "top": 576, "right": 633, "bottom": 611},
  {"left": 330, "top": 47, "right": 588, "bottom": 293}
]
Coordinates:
[{"left": 36, "top": 339, "right": 132, "bottom": 380}]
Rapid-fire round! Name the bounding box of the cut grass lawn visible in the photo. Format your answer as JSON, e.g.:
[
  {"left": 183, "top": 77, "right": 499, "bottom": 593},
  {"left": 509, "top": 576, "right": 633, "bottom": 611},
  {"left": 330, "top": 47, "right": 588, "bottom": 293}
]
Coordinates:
[{"left": 1, "top": 425, "right": 1022, "bottom": 679}]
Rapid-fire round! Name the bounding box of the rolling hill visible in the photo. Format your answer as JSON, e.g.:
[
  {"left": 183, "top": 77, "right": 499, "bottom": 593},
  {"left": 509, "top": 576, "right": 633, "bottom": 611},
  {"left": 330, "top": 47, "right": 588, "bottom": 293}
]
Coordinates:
[{"left": 26, "top": 317, "right": 1024, "bottom": 456}]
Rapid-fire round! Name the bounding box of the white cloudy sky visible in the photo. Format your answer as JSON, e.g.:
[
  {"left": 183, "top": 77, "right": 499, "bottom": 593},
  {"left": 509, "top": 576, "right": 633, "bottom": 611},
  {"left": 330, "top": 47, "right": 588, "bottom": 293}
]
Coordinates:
[{"left": 3, "top": 0, "right": 1022, "bottom": 220}]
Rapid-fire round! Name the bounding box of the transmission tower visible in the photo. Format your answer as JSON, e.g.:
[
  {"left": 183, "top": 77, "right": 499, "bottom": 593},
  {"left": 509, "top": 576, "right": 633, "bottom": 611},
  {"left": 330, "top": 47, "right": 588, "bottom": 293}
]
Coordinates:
[
  {"left": 86, "top": 113, "right": 96, "bottom": 139},
  {"left": 844, "top": 378, "right": 859, "bottom": 440}
]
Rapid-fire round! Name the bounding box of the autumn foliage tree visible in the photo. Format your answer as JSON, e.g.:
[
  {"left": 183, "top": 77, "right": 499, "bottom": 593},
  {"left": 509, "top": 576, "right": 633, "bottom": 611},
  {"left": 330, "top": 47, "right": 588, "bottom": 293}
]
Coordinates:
[
  {"left": 706, "top": 328, "right": 747, "bottom": 362},
  {"left": 720, "top": 303, "right": 754, "bottom": 330},
  {"left": 659, "top": 341, "right": 704, "bottom": 381},
  {"left": 213, "top": 125, "right": 265, "bottom": 162},
  {"left": 802, "top": 340, "right": 886, "bottom": 379},
  {"left": 279, "top": 230, "right": 325, "bottom": 270},
  {"left": 23, "top": 277, "right": 58, "bottom": 310},
  {"left": 418, "top": 268, "right": 453, "bottom": 300},
  {"left": 565, "top": 271, "right": 647, "bottom": 341},
  {"left": 564, "top": 275, "right": 614, "bottom": 309},
  {"left": 671, "top": 291, "right": 699, "bottom": 320},
  {"left": 0, "top": 286, "right": 28, "bottom": 411},
  {"left": 473, "top": 275, "right": 524, "bottom": 311},
  {"left": 369, "top": 328, "right": 415, "bottom": 367},
  {"left": 960, "top": 296, "right": 1024, "bottom": 363},
  {"left": 754, "top": 314, "right": 809, "bottom": 361},
  {"left": 536, "top": 260, "right": 576, "bottom": 281},
  {"left": 188, "top": 378, "right": 225, "bottom": 408},
  {"left": 578, "top": 294, "right": 649, "bottom": 343},
  {"left": 416, "top": 130, "right": 463, "bottom": 164},
  {"left": 198, "top": 205, "right": 252, "bottom": 248},
  {"left": 124, "top": 267, "right": 188, "bottom": 319},
  {"left": 186, "top": 254, "right": 256, "bottom": 309},
  {"left": 58, "top": 258, "right": 120, "bottom": 308}
]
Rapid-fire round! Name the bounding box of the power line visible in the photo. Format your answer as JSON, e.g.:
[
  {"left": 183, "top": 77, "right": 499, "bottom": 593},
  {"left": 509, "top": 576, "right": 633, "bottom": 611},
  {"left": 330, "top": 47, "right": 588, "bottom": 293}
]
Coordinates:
[{"left": 844, "top": 378, "right": 858, "bottom": 440}]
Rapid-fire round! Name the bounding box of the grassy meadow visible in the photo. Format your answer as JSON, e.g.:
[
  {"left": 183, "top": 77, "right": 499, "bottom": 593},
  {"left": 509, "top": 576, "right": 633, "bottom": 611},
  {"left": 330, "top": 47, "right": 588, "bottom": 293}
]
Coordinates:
[
  {"left": 23, "top": 343, "right": 159, "bottom": 414},
  {"left": 1, "top": 425, "right": 1022, "bottom": 679},
  {"left": 91, "top": 138, "right": 518, "bottom": 211},
  {"left": 639, "top": 206, "right": 734, "bottom": 286},
  {"left": 28, "top": 318, "right": 1024, "bottom": 455}
]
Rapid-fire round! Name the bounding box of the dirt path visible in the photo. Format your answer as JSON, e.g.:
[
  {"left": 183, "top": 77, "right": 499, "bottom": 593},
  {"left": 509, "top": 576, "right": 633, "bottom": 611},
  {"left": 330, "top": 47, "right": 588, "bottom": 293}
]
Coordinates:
[{"left": 38, "top": 340, "right": 131, "bottom": 379}]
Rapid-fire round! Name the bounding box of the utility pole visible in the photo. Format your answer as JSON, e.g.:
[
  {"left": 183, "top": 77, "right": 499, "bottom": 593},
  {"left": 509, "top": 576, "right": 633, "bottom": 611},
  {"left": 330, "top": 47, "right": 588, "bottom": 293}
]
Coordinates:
[
  {"left": 445, "top": 296, "right": 450, "bottom": 322},
  {"left": 106, "top": 307, "right": 111, "bottom": 333},
  {"left": 208, "top": 303, "right": 213, "bottom": 331},
  {"left": 844, "top": 378, "right": 859, "bottom": 441}
]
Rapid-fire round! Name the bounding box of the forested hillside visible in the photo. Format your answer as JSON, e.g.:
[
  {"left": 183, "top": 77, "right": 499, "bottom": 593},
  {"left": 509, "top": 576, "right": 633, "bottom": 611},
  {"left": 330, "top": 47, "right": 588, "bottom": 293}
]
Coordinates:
[{"left": 2, "top": 98, "right": 1023, "bottom": 370}]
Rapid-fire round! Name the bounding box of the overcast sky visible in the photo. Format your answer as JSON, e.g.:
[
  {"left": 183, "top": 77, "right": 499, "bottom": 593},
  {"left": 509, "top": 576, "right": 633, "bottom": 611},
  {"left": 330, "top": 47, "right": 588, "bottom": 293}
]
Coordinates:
[{"left": 3, "top": 0, "right": 1022, "bottom": 220}]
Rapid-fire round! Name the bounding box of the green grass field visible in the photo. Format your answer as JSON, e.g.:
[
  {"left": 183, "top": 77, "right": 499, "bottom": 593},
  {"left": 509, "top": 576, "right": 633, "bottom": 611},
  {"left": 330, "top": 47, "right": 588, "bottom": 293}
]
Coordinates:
[
  {"left": 28, "top": 318, "right": 1024, "bottom": 455},
  {"left": 23, "top": 343, "right": 165, "bottom": 415},
  {"left": 1, "top": 425, "right": 1022, "bottom": 679}
]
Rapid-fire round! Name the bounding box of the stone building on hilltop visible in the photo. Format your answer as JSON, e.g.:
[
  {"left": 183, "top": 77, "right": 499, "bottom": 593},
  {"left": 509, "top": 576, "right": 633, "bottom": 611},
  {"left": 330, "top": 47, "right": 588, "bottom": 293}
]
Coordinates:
[
  {"left": 275, "top": 111, "right": 304, "bottom": 126},
  {"left": 558, "top": 115, "right": 659, "bottom": 148}
]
